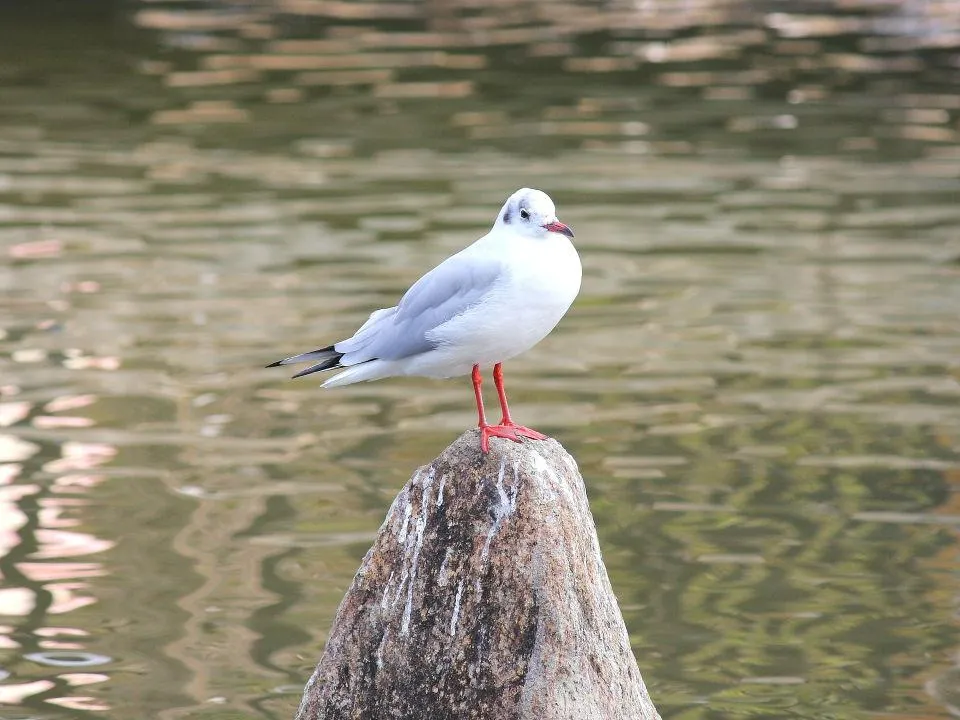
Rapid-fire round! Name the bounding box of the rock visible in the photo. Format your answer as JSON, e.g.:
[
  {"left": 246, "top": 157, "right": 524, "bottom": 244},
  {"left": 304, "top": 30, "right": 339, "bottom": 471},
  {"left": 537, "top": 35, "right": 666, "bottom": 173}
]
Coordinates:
[{"left": 295, "top": 430, "right": 661, "bottom": 720}]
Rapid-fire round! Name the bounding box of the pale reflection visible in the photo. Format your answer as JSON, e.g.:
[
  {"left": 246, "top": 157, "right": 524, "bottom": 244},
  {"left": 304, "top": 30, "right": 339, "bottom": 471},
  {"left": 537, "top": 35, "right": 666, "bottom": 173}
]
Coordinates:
[
  {"left": 33, "top": 416, "right": 96, "bottom": 429},
  {"left": 0, "top": 588, "right": 34, "bottom": 616},
  {"left": 61, "top": 355, "right": 121, "bottom": 371},
  {"left": 7, "top": 239, "right": 63, "bottom": 259},
  {"left": 61, "top": 672, "right": 109, "bottom": 685},
  {"left": 0, "top": 680, "right": 56, "bottom": 704},
  {"left": 18, "top": 563, "right": 106, "bottom": 581},
  {"left": 36, "top": 627, "right": 90, "bottom": 650},
  {"left": 46, "top": 696, "right": 111, "bottom": 712},
  {"left": 0, "top": 390, "right": 116, "bottom": 711},
  {"left": 0, "top": 402, "right": 30, "bottom": 427},
  {"left": 31, "top": 530, "right": 114, "bottom": 560},
  {"left": 42, "top": 442, "right": 117, "bottom": 474}
]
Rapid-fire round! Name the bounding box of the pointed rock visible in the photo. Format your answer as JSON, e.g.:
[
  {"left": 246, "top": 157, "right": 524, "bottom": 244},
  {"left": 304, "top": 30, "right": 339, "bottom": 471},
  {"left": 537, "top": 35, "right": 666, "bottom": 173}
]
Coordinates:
[{"left": 296, "top": 431, "right": 661, "bottom": 720}]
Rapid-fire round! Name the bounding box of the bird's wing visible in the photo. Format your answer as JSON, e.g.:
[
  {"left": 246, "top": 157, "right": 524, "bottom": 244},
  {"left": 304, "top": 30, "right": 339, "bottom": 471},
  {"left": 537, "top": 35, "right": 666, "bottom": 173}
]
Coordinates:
[{"left": 335, "top": 249, "right": 504, "bottom": 364}]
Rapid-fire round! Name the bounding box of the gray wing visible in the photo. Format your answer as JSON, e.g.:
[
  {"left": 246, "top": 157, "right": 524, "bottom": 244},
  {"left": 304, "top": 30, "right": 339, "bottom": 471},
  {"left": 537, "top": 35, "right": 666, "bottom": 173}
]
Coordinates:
[{"left": 335, "top": 250, "right": 503, "bottom": 365}]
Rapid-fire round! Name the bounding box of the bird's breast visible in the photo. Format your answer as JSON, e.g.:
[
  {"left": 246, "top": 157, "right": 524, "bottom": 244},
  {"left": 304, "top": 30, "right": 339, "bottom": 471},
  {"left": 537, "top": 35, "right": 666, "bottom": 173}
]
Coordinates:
[
  {"left": 506, "top": 237, "right": 582, "bottom": 311},
  {"left": 427, "top": 238, "right": 581, "bottom": 367}
]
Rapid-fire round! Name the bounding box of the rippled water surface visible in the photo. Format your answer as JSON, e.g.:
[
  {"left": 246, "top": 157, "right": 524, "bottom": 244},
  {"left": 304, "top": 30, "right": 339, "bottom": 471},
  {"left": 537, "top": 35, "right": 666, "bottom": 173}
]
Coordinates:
[{"left": 1, "top": 1, "right": 959, "bottom": 717}]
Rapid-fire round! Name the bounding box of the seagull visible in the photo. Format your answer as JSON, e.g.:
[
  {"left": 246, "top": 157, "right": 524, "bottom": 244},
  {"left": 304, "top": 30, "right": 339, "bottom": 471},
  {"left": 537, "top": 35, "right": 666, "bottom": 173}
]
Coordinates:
[{"left": 267, "top": 187, "right": 581, "bottom": 453}]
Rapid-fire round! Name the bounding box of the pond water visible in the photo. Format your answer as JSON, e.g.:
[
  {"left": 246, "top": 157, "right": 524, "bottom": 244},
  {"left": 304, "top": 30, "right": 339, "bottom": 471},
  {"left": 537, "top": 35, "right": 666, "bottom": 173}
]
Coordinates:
[{"left": 1, "top": 1, "right": 959, "bottom": 718}]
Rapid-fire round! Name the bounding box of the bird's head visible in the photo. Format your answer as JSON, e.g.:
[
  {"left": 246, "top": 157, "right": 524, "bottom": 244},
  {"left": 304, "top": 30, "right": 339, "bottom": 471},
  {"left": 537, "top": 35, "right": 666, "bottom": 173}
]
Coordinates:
[{"left": 495, "top": 188, "right": 574, "bottom": 240}]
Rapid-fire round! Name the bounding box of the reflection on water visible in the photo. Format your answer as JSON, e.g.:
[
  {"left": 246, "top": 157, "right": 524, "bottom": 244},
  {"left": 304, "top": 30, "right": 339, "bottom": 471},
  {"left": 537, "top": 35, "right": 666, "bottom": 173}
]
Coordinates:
[
  {"left": 0, "top": 0, "right": 959, "bottom": 717},
  {"left": 0, "top": 405, "right": 115, "bottom": 713}
]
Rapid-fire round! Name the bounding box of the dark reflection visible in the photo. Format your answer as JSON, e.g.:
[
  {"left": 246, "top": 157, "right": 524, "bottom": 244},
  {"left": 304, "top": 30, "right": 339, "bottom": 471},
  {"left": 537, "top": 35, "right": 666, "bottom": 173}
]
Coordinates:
[
  {"left": 593, "top": 414, "right": 958, "bottom": 717},
  {"left": 122, "top": 0, "right": 960, "bottom": 159},
  {"left": 0, "top": 0, "right": 958, "bottom": 718},
  {"left": 237, "top": 495, "right": 312, "bottom": 719}
]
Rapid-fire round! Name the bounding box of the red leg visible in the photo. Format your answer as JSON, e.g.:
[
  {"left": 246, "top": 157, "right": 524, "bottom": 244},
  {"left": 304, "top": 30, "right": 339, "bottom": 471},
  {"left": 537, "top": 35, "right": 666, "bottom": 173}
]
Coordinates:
[
  {"left": 474, "top": 364, "right": 548, "bottom": 453},
  {"left": 489, "top": 363, "right": 547, "bottom": 443},
  {"left": 473, "top": 364, "right": 495, "bottom": 453},
  {"left": 472, "top": 364, "right": 487, "bottom": 428},
  {"left": 493, "top": 362, "right": 514, "bottom": 424}
]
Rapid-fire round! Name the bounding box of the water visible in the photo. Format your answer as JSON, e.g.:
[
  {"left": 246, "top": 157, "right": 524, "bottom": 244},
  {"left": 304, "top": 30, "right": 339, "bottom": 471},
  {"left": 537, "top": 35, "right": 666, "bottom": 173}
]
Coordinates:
[{"left": 1, "top": 1, "right": 959, "bottom": 717}]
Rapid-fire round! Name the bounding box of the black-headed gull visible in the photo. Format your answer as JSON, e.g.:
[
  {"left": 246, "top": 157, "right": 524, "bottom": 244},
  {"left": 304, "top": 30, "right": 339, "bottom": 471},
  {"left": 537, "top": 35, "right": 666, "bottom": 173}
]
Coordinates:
[{"left": 267, "top": 187, "right": 581, "bottom": 452}]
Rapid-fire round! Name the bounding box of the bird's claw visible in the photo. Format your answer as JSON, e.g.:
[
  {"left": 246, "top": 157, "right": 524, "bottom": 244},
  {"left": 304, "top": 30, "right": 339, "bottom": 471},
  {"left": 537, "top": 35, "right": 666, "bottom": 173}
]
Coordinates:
[{"left": 479, "top": 422, "right": 547, "bottom": 453}]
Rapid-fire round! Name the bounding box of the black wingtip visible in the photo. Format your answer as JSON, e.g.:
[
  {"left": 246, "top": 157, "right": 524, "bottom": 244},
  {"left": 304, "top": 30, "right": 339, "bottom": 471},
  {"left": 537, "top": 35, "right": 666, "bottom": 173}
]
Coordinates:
[
  {"left": 290, "top": 366, "right": 322, "bottom": 380},
  {"left": 290, "top": 354, "right": 344, "bottom": 379},
  {"left": 266, "top": 346, "right": 343, "bottom": 375}
]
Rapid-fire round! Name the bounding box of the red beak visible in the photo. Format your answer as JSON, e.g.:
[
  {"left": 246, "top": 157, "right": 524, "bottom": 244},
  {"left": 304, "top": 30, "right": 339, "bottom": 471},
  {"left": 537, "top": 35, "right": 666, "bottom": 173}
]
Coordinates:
[{"left": 543, "top": 220, "right": 574, "bottom": 238}]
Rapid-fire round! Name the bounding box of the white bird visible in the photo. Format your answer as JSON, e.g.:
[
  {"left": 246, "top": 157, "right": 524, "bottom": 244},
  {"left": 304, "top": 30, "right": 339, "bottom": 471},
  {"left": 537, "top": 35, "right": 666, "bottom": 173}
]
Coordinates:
[{"left": 267, "top": 187, "right": 581, "bottom": 453}]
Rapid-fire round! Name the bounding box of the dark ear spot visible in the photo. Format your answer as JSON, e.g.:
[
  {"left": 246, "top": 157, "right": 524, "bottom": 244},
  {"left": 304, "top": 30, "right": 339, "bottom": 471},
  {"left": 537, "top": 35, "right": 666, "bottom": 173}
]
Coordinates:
[{"left": 502, "top": 209, "right": 512, "bottom": 224}]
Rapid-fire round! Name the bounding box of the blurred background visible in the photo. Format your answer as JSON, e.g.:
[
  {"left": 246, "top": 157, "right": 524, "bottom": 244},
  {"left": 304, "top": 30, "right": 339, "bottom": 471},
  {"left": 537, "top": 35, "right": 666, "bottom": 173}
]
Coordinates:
[{"left": 0, "top": 0, "right": 959, "bottom": 717}]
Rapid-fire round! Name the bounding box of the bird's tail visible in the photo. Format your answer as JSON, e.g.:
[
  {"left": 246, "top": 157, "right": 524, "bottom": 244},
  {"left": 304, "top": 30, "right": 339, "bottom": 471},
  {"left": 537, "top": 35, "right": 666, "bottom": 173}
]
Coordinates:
[{"left": 265, "top": 345, "right": 345, "bottom": 379}]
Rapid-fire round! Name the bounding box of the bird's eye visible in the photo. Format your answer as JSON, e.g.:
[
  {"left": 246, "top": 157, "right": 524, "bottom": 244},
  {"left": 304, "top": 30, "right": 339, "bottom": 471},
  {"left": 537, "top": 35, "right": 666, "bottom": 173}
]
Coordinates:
[{"left": 519, "top": 208, "right": 529, "bottom": 220}]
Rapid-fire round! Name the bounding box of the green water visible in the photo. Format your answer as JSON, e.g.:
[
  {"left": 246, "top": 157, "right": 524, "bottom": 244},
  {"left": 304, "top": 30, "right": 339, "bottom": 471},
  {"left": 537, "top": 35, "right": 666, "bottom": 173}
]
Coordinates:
[{"left": 1, "top": 1, "right": 959, "bottom": 718}]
